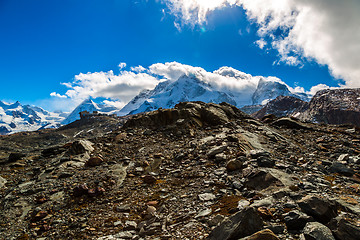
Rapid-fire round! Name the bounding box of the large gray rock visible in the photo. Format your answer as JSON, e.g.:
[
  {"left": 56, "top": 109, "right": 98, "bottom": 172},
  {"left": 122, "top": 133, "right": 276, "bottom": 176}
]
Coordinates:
[
  {"left": 298, "top": 195, "right": 338, "bottom": 224},
  {"left": 283, "top": 210, "right": 313, "bottom": 230},
  {"left": 302, "top": 222, "right": 335, "bottom": 240},
  {"left": 244, "top": 168, "right": 294, "bottom": 190},
  {"left": 66, "top": 140, "right": 94, "bottom": 155},
  {"left": 329, "top": 217, "right": 360, "bottom": 240},
  {"left": 0, "top": 176, "right": 7, "bottom": 188},
  {"left": 329, "top": 162, "right": 354, "bottom": 176},
  {"left": 208, "top": 207, "right": 263, "bottom": 240}
]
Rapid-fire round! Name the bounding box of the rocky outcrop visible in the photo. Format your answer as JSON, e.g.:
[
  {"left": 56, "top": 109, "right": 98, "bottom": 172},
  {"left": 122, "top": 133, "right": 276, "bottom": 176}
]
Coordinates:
[
  {"left": 124, "top": 101, "right": 250, "bottom": 129},
  {"left": 253, "top": 96, "right": 307, "bottom": 119},
  {"left": 254, "top": 89, "right": 360, "bottom": 127},
  {"left": 294, "top": 88, "right": 360, "bottom": 126}
]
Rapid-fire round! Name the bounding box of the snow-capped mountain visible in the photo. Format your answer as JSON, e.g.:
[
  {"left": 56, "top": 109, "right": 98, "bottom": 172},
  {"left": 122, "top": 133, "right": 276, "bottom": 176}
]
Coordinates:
[
  {"left": 118, "top": 74, "right": 309, "bottom": 116},
  {"left": 0, "top": 101, "right": 66, "bottom": 135},
  {"left": 62, "top": 99, "right": 118, "bottom": 125}
]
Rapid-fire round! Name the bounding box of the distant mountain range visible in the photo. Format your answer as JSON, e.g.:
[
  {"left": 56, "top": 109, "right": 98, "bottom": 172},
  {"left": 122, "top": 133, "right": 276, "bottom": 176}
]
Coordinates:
[
  {"left": 0, "top": 101, "right": 66, "bottom": 135},
  {"left": 2, "top": 73, "right": 360, "bottom": 135}
]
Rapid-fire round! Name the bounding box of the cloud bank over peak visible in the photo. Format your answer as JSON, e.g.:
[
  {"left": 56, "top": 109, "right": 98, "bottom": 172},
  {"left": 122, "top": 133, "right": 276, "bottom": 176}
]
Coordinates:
[
  {"left": 51, "top": 61, "right": 314, "bottom": 111},
  {"left": 162, "top": 0, "right": 360, "bottom": 87}
]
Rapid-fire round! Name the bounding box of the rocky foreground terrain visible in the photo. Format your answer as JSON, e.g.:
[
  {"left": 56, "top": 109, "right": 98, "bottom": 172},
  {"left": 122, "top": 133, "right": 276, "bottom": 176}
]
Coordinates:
[{"left": 0, "top": 101, "right": 360, "bottom": 240}]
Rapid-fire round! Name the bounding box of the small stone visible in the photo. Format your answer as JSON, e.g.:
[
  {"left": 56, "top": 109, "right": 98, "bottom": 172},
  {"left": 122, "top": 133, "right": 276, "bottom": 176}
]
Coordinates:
[
  {"left": 85, "top": 157, "right": 103, "bottom": 167},
  {"left": 116, "top": 204, "right": 131, "bottom": 212},
  {"left": 215, "top": 153, "right": 227, "bottom": 162},
  {"left": 73, "top": 184, "right": 89, "bottom": 197},
  {"left": 0, "top": 176, "right": 7, "bottom": 188},
  {"left": 146, "top": 201, "right": 158, "bottom": 206},
  {"left": 143, "top": 175, "right": 157, "bottom": 184},
  {"left": 208, "top": 145, "right": 227, "bottom": 157},
  {"left": 266, "top": 224, "right": 285, "bottom": 234},
  {"left": 124, "top": 221, "right": 137, "bottom": 230},
  {"left": 196, "top": 208, "right": 212, "bottom": 218},
  {"left": 199, "top": 193, "right": 216, "bottom": 201},
  {"left": 226, "top": 159, "right": 243, "bottom": 171},
  {"left": 33, "top": 211, "right": 48, "bottom": 221},
  {"left": 257, "top": 157, "right": 275, "bottom": 168},
  {"left": 257, "top": 207, "right": 273, "bottom": 220},
  {"left": 113, "top": 221, "right": 122, "bottom": 227},
  {"left": 147, "top": 206, "right": 156, "bottom": 215},
  {"left": 237, "top": 200, "right": 250, "bottom": 210}
]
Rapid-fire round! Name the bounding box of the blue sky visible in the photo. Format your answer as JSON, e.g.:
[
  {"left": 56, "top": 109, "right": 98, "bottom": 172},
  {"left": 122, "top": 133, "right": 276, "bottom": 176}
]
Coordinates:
[{"left": 0, "top": 0, "right": 357, "bottom": 111}]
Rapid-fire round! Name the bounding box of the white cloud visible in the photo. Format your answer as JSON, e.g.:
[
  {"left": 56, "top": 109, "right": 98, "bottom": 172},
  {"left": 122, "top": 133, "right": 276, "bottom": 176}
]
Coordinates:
[
  {"left": 308, "top": 84, "right": 331, "bottom": 96},
  {"left": 118, "top": 62, "right": 127, "bottom": 69},
  {"left": 162, "top": 0, "right": 360, "bottom": 87},
  {"left": 52, "top": 61, "right": 330, "bottom": 112},
  {"left": 130, "top": 65, "right": 147, "bottom": 73},
  {"left": 50, "top": 92, "right": 67, "bottom": 98},
  {"left": 255, "top": 39, "right": 267, "bottom": 49},
  {"left": 51, "top": 68, "right": 159, "bottom": 109}
]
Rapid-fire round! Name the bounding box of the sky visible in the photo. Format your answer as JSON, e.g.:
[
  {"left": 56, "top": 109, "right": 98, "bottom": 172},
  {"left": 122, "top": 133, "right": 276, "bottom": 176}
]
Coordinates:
[{"left": 0, "top": 0, "right": 359, "bottom": 111}]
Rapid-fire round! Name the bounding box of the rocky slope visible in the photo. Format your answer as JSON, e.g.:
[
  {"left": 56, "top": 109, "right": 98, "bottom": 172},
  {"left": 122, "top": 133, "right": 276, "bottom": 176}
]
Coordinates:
[{"left": 0, "top": 102, "right": 359, "bottom": 240}]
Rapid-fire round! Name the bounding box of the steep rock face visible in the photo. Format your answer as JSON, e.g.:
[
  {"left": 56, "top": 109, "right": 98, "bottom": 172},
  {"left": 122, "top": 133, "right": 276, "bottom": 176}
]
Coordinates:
[
  {"left": 293, "top": 88, "right": 360, "bottom": 126},
  {"left": 253, "top": 96, "right": 308, "bottom": 119}
]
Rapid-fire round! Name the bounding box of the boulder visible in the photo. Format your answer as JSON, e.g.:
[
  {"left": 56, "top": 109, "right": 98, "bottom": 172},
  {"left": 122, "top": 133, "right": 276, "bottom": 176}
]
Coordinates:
[
  {"left": 239, "top": 229, "right": 280, "bottom": 240},
  {"left": 8, "top": 152, "right": 26, "bottom": 162},
  {"left": 272, "top": 117, "right": 309, "bottom": 130},
  {"left": 298, "top": 195, "right": 338, "bottom": 224},
  {"left": 329, "top": 162, "right": 354, "bottom": 176},
  {"left": 244, "top": 168, "right": 294, "bottom": 190},
  {"left": 67, "top": 140, "right": 94, "bottom": 155},
  {"left": 302, "top": 222, "right": 335, "bottom": 240},
  {"left": 208, "top": 207, "right": 263, "bottom": 240},
  {"left": 283, "top": 210, "right": 313, "bottom": 230},
  {"left": 329, "top": 217, "right": 360, "bottom": 240}
]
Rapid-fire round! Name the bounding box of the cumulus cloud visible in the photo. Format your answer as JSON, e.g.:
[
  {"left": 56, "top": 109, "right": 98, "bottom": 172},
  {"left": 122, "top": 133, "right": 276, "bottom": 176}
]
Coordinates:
[
  {"left": 162, "top": 0, "right": 360, "bottom": 87},
  {"left": 118, "top": 62, "right": 127, "bottom": 69},
  {"left": 50, "top": 92, "right": 67, "bottom": 98},
  {"left": 52, "top": 61, "right": 297, "bottom": 110},
  {"left": 130, "top": 65, "right": 147, "bottom": 73},
  {"left": 51, "top": 69, "right": 160, "bottom": 109}
]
